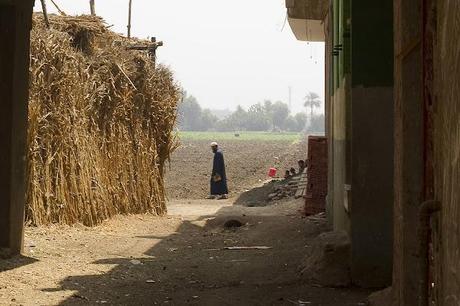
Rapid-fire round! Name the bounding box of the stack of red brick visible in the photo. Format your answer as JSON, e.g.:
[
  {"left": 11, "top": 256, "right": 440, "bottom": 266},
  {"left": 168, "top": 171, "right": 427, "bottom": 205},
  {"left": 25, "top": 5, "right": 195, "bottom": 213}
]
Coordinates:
[{"left": 305, "top": 136, "right": 328, "bottom": 216}]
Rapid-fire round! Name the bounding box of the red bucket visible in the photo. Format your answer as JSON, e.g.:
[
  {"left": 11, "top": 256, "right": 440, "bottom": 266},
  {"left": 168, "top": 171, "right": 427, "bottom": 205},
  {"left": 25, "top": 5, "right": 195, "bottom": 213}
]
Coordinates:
[{"left": 268, "top": 167, "right": 277, "bottom": 178}]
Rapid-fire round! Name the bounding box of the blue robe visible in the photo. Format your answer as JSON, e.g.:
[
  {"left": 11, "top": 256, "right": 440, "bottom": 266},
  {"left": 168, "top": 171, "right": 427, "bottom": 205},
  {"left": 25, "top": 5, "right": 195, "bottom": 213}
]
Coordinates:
[{"left": 211, "top": 149, "right": 228, "bottom": 195}]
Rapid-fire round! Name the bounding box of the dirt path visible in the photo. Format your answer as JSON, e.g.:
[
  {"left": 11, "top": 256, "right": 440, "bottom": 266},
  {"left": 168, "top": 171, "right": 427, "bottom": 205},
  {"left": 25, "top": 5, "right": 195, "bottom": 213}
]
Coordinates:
[{"left": 0, "top": 199, "right": 370, "bottom": 306}]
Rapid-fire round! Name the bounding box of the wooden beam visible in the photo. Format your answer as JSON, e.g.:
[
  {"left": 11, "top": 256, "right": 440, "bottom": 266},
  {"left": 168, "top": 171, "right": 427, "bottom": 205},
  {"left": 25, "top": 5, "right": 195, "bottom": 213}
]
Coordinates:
[
  {"left": 127, "top": 0, "right": 132, "bottom": 38},
  {"left": 90, "top": 0, "right": 96, "bottom": 15},
  {"left": 39, "top": 0, "right": 50, "bottom": 28},
  {"left": 49, "top": 0, "right": 66, "bottom": 16}
]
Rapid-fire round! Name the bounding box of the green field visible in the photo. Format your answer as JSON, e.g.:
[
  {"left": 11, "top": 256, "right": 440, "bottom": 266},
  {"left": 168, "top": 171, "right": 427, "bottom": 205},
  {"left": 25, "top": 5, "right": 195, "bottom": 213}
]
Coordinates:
[{"left": 177, "top": 131, "right": 302, "bottom": 142}]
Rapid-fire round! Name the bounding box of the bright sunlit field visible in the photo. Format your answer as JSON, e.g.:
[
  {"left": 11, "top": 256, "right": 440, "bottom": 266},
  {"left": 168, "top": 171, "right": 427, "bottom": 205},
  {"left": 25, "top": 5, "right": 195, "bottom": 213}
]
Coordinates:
[{"left": 177, "top": 131, "right": 302, "bottom": 143}]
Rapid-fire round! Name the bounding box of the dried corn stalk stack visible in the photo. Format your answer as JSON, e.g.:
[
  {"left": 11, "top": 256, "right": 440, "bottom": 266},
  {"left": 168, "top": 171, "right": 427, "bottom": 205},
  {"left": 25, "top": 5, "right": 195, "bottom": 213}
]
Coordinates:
[{"left": 27, "top": 14, "right": 180, "bottom": 226}]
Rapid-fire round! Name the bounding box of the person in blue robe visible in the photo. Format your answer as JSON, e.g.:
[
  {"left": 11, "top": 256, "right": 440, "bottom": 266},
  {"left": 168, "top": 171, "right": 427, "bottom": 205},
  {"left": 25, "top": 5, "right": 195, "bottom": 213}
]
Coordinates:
[{"left": 209, "top": 142, "right": 228, "bottom": 199}]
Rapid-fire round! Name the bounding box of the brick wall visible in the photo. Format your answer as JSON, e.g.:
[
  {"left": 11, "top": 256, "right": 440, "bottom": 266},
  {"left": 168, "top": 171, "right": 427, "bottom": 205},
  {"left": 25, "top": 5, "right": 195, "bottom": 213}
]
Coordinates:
[{"left": 305, "top": 136, "right": 328, "bottom": 215}]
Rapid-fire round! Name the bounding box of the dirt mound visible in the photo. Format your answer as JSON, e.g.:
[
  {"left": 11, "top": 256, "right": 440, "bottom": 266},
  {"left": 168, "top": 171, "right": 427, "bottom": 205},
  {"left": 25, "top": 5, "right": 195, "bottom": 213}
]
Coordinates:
[
  {"left": 235, "top": 174, "right": 306, "bottom": 207},
  {"left": 300, "top": 230, "right": 351, "bottom": 287},
  {"left": 234, "top": 181, "right": 279, "bottom": 207}
]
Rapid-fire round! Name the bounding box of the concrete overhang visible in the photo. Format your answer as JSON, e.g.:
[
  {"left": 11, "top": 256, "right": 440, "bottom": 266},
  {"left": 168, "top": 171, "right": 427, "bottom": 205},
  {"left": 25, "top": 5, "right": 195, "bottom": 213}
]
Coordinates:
[{"left": 285, "top": 0, "right": 328, "bottom": 42}]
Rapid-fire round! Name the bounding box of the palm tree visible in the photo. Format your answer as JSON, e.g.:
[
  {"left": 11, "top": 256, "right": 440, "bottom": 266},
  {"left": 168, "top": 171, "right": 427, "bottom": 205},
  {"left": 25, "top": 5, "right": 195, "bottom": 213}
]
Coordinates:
[{"left": 304, "top": 92, "right": 321, "bottom": 123}]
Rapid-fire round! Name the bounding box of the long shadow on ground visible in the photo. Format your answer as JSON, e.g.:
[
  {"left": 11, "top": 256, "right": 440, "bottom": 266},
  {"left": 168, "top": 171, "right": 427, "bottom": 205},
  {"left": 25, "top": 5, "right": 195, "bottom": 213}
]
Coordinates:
[
  {"left": 0, "top": 255, "right": 38, "bottom": 273},
  {"left": 48, "top": 203, "right": 371, "bottom": 305}
]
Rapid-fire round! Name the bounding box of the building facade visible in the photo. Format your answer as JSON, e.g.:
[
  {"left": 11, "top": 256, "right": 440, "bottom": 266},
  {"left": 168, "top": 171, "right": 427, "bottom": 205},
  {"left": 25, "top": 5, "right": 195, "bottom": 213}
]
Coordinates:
[
  {"left": 287, "top": 0, "right": 394, "bottom": 288},
  {"left": 287, "top": 0, "right": 460, "bottom": 304},
  {"left": 0, "top": 1, "right": 459, "bottom": 304}
]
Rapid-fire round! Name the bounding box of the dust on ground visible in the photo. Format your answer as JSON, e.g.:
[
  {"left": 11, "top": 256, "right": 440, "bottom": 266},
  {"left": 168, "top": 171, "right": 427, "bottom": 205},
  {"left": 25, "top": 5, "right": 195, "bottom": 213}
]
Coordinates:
[
  {"left": 0, "top": 199, "right": 370, "bottom": 306},
  {"left": 233, "top": 174, "right": 304, "bottom": 207},
  {"left": 165, "top": 138, "right": 306, "bottom": 199},
  {"left": 234, "top": 180, "right": 279, "bottom": 207},
  {"left": 0, "top": 134, "right": 370, "bottom": 305}
]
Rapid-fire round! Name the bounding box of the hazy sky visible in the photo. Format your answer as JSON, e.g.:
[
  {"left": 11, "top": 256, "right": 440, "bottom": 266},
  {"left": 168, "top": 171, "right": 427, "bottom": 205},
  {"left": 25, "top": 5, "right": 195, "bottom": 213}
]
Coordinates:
[{"left": 35, "top": 0, "right": 325, "bottom": 114}]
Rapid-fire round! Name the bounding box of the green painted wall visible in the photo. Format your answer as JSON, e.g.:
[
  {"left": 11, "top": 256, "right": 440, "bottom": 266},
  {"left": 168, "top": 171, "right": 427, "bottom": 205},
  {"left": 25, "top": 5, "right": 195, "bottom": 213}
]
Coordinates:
[
  {"left": 330, "top": 0, "right": 351, "bottom": 93},
  {"left": 351, "top": 0, "right": 394, "bottom": 87},
  {"left": 328, "top": 0, "right": 395, "bottom": 287}
]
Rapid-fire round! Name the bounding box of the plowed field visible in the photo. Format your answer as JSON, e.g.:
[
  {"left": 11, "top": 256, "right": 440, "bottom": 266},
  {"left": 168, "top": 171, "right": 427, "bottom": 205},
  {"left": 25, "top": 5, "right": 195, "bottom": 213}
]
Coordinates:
[{"left": 165, "top": 132, "right": 307, "bottom": 199}]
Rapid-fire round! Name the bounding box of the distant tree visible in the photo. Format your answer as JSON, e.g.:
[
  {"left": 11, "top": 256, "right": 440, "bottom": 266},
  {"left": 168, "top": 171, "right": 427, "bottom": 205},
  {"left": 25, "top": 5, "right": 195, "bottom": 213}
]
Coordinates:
[
  {"left": 246, "top": 103, "right": 271, "bottom": 131},
  {"left": 178, "top": 92, "right": 307, "bottom": 132},
  {"left": 230, "top": 105, "right": 248, "bottom": 130},
  {"left": 263, "top": 100, "right": 273, "bottom": 114},
  {"left": 271, "top": 101, "right": 290, "bottom": 130},
  {"left": 283, "top": 116, "right": 298, "bottom": 132},
  {"left": 210, "top": 109, "right": 232, "bottom": 120},
  {"left": 304, "top": 92, "right": 321, "bottom": 123},
  {"left": 215, "top": 105, "right": 248, "bottom": 131},
  {"left": 294, "top": 112, "right": 308, "bottom": 132},
  {"left": 215, "top": 118, "right": 233, "bottom": 132},
  {"left": 308, "top": 114, "right": 326, "bottom": 133},
  {"left": 198, "top": 109, "right": 219, "bottom": 131},
  {"left": 177, "top": 94, "right": 203, "bottom": 131}
]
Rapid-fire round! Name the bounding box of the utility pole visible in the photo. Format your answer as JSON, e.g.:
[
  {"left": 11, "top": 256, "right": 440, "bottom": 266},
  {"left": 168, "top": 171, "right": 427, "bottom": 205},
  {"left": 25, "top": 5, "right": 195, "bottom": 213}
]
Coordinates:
[
  {"left": 288, "top": 86, "right": 292, "bottom": 112},
  {"left": 90, "top": 0, "right": 96, "bottom": 16},
  {"left": 127, "top": 0, "right": 133, "bottom": 38}
]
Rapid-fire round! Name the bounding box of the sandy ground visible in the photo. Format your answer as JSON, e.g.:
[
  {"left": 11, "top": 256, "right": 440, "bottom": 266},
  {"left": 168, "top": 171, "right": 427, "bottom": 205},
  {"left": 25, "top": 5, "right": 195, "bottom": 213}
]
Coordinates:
[
  {"left": 0, "top": 198, "right": 370, "bottom": 306},
  {"left": 0, "top": 138, "right": 371, "bottom": 305},
  {"left": 165, "top": 139, "right": 307, "bottom": 199}
]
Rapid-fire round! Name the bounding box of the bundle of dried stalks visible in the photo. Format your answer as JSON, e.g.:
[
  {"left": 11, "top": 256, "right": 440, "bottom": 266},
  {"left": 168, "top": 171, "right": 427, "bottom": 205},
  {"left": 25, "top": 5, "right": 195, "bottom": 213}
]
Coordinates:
[{"left": 27, "top": 14, "right": 180, "bottom": 226}]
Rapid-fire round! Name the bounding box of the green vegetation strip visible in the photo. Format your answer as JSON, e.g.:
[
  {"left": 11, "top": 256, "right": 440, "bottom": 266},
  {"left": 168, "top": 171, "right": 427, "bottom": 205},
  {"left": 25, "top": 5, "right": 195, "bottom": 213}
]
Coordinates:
[{"left": 177, "top": 131, "right": 301, "bottom": 142}]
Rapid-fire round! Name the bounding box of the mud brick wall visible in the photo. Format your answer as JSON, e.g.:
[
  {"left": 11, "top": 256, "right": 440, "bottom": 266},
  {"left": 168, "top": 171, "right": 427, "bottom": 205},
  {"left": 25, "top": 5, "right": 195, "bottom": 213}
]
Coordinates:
[{"left": 305, "top": 136, "right": 328, "bottom": 215}]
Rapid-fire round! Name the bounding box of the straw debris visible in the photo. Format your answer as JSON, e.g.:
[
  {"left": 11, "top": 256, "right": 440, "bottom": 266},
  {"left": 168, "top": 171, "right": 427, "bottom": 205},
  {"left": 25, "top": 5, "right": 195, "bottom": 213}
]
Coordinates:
[{"left": 27, "top": 14, "right": 180, "bottom": 226}]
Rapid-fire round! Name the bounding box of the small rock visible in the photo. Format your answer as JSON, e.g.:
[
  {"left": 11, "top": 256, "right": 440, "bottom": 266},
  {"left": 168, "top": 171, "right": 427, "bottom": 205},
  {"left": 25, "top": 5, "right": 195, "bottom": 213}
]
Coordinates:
[{"left": 130, "top": 259, "right": 141, "bottom": 265}]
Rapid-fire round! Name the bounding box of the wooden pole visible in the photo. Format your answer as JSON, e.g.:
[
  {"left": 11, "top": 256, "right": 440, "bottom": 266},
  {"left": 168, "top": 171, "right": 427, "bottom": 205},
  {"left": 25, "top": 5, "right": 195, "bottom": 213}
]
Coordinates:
[
  {"left": 49, "top": 0, "right": 67, "bottom": 16},
  {"left": 40, "top": 0, "right": 50, "bottom": 28},
  {"left": 127, "top": 0, "right": 133, "bottom": 38},
  {"left": 90, "top": 0, "right": 96, "bottom": 16}
]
